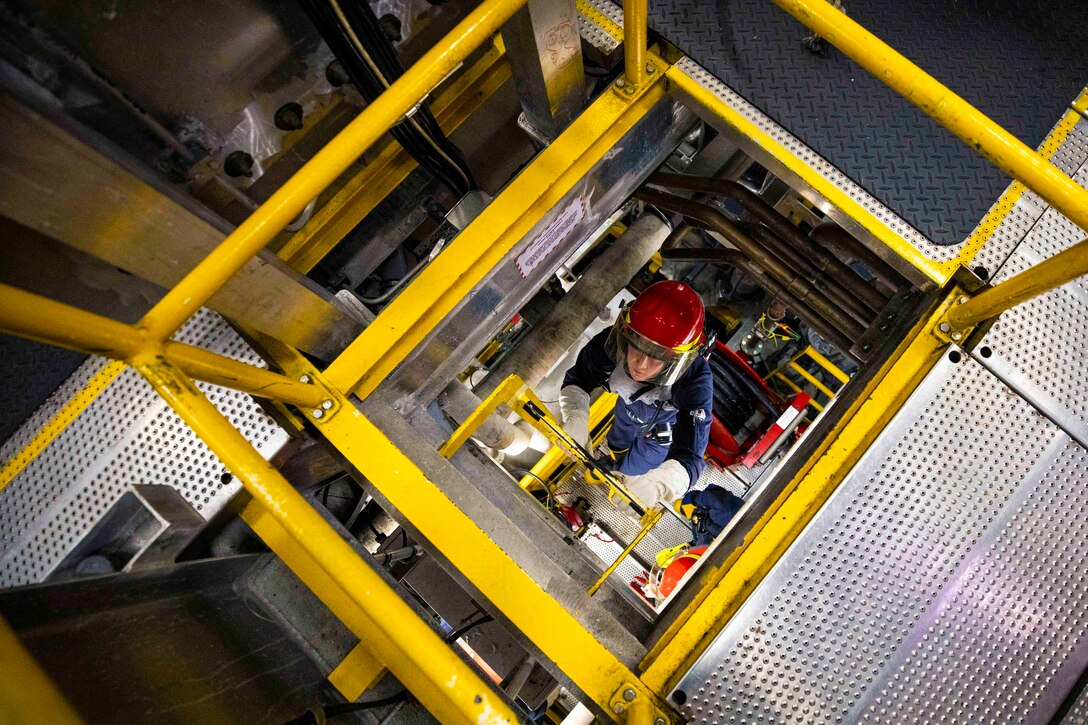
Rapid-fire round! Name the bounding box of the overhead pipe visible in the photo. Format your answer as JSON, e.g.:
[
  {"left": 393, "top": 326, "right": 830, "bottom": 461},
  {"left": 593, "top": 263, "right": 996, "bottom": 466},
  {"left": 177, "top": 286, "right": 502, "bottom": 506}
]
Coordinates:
[
  {"left": 651, "top": 173, "right": 889, "bottom": 313},
  {"left": 746, "top": 223, "right": 875, "bottom": 327},
  {"left": 662, "top": 247, "right": 857, "bottom": 354},
  {"left": 809, "top": 221, "right": 906, "bottom": 294},
  {"left": 635, "top": 187, "right": 866, "bottom": 340},
  {"left": 475, "top": 213, "right": 671, "bottom": 397},
  {"left": 441, "top": 213, "right": 671, "bottom": 450}
]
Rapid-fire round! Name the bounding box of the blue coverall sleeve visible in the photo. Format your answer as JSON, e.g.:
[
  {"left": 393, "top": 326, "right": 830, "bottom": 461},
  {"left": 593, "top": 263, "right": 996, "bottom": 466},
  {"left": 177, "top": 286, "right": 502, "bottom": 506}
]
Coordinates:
[
  {"left": 561, "top": 330, "right": 614, "bottom": 395},
  {"left": 666, "top": 357, "right": 714, "bottom": 485}
]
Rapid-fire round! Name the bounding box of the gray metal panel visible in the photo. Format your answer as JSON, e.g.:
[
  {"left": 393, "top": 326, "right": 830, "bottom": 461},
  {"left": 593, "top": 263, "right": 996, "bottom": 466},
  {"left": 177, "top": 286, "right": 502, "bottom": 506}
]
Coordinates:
[
  {"left": 974, "top": 158, "right": 1088, "bottom": 448},
  {"left": 383, "top": 97, "right": 697, "bottom": 411},
  {"left": 673, "top": 352, "right": 1088, "bottom": 723},
  {"left": 973, "top": 118, "right": 1088, "bottom": 278},
  {"left": 0, "top": 310, "right": 289, "bottom": 588}
]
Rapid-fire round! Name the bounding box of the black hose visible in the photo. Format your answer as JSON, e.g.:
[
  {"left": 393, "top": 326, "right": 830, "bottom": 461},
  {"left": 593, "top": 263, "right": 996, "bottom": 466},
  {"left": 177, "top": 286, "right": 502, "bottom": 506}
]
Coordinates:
[
  {"left": 282, "top": 692, "right": 408, "bottom": 725},
  {"left": 300, "top": 0, "right": 475, "bottom": 196},
  {"left": 446, "top": 614, "right": 494, "bottom": 642}
]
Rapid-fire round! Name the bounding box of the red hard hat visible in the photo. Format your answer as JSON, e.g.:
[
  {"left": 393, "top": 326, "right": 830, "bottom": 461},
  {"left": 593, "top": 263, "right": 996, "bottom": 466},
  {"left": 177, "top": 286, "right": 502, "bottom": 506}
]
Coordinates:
[
  {"left": 658, "top": 546, "right": 708, "bottom": 598},
  {"left": 628, "top": 281, "right": 705, "bottom": 350}
]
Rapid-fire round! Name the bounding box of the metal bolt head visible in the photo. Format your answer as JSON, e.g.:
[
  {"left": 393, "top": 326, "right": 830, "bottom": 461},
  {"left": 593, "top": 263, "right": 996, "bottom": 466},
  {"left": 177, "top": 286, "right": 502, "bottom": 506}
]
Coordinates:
[
  {"left": 299, "top": 374, "right": 311, "bottom": 384},
  {"left": 938, "top": 321, "right": 951, "bottom": 333},
  {"left": 646, "top": 62, "right": 656, "bottom": 73},
  {"left": 615, "top": 78, "right": 626, "bottom": 88},
  {"left": 951, "top": 331, "right": 963, "bottom": 341},
  {"left": 958, "top": 296, "right": 969, "bottom": 304},
  {"left": 312, "top": 409, "right": 324, "bottom": 419},
  {"left": 613, "top": 703, "right": 626, "bottom": 714},
  {"left": 623, "top": 85, "right": 635, "bottom": 94},
  {"left": 654, "top": 718, "right": 667, "bottom": 725},
  {"left": 623, "top": 688, "right": 637, "bottom": 702},
  {"left": 321, "top": 399, "right": 334, "bottom": 410}
]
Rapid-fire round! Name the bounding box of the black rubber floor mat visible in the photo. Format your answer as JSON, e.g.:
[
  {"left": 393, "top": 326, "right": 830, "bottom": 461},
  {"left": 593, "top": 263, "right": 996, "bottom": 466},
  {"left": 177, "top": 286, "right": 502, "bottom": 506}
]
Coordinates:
[{"left": 651, "top": 0, "right": 1088, "bottom": 245}]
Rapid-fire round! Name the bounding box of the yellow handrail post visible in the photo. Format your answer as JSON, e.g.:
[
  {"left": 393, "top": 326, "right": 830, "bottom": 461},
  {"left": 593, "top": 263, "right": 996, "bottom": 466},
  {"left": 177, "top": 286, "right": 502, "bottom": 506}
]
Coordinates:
[
  {"left": 769, "top": 0, "right": 1088, "bottom": 237},
  {"left": 944, "top": 237, "right": 1088, "bottom": 333},
  {"left": 135, "top": 0, "right": 527, "bottom": 344},
  {"left": 623, "top": 0, "right": 649, "bottom": 89},
  {"left": 587, "top": 508, "right": 663, "bottom": 595}
]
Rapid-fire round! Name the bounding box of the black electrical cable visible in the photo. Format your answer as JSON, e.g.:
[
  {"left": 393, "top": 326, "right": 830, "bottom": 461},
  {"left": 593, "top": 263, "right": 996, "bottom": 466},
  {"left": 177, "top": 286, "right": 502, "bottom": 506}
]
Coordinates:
[
  {"left": 300, "top": 0, "right": 467, "bottom": 195},
  {"left": 282, "top": 692, "right": 408, "bottom": 725},
  {"left": 445, "top": 614, "right": 494, "bottom": 643},
  {"left": 300, "top": 0, "right": 476, "bottom": 195}
]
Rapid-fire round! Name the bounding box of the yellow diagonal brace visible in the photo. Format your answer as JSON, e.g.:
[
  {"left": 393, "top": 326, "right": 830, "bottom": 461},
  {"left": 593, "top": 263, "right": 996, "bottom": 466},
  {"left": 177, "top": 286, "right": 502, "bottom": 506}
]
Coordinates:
[
  {"left": 324, "top": 63, "right": 669, "bottom": 399},
  {"left": 135, "top": 356, "right": 515, "bottom": 724}
]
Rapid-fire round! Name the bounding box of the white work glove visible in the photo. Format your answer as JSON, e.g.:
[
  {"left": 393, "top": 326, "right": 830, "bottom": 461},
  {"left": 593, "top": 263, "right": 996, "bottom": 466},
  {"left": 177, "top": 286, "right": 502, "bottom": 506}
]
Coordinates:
[
  {"left": 624, "top": 459, "right": 690, "bottom": 508},
  {"left": 558, "top": 385, "right": 591, "bottom": 449}
]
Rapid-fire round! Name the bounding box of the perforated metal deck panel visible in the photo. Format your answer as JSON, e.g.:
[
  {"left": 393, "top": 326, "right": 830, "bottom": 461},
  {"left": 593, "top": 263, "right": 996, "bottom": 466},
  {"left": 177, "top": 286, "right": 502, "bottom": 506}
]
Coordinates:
[
  {"left": 0, "top": 311, "right": 289, "bottom": 588},
  {"left": 673, "top": 351, "right": 1088, "bottom": 723},
  {"left": 648, "top": 0, "right": 1088, "bottom": 246},
  {"left": 974, "top": 153, "right": 1088, "bottom": 449}
]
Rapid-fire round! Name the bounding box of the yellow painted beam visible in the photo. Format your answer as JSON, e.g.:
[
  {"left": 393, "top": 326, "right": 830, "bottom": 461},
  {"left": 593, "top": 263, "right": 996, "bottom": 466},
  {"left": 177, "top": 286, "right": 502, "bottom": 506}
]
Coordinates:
[
  {"left": 328, "top": 644, "right": 386, "bottom": 702},
  {"left": 133, "top": 356, "right": 515, "bottom": 723},
  {"left": 324, "top": 63, "right": 669, "bottom": 399},
  {"left": 135, "top": 0, "right": 527, "bottom": 343},
  {"left": 277, "top": 40, "right": 512, "bottom": 275},
  {"left": 640, "top": 291, "right": 958, "bottom": 693}
]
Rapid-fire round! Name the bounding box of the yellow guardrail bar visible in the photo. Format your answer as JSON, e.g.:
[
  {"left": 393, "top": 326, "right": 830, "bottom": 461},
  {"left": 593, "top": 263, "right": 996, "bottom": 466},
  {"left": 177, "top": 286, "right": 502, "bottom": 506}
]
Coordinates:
[
  {"left": 0, "top": 284, "right": 327, "bottom": 410},
  {"left": 771, "top": 0, "right": 1088, "bottom": 236},
  {"left": 944, "top": 237, "right": 1088, "bottom": 333},
  {"left": 134, "top": 356, "right": 515, "bottom": 723},
  {"left": 134, "top": 0, "right": 527, "bottom": 345}
]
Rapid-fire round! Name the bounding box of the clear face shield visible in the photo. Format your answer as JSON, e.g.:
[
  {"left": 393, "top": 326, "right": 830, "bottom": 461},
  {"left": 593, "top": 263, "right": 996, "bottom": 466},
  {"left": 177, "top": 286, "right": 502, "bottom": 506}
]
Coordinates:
[{"left": 605, "top": 310, "right": 702, "bottom": 387}]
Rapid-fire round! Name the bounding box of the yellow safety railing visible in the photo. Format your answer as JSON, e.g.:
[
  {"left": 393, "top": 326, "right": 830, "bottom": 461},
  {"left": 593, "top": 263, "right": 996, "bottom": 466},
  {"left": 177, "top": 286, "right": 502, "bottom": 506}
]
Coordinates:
[
  {"left": 0, "top": 2, "right": 661, "bottom": 718},
  {"left": 440, "top": 375, "right": 666, "bottom": 597},
  {"left": 767, "top": 345, "right": 850, "bottom": 412},
  {"left": 0, "top": 1, "right": 534, "bottom": 720}
]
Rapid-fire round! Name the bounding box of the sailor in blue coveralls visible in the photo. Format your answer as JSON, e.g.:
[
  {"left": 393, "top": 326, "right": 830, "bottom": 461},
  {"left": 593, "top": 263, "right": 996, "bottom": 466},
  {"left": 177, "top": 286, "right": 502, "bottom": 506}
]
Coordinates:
[{"left": 559, "top": 281, "right": 714, "bottom": 508}]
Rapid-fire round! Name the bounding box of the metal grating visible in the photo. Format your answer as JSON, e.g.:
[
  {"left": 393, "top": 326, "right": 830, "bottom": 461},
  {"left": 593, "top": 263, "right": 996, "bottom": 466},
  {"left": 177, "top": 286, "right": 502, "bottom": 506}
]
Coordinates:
[
  {"left": 1064, "top": 687, "right": 1088, "bottom": 725},
  {"left": 974, "top": 157, "right": 1088, "bottom": 448},
  {"left": 964, "top": 116, "right": 1088, "bottom": 282},
  {"left": 577, "top": 0, "right": 622, "bottom": 53},
  {"left": 673, "top": 352, "right": 1086, "bottom": 722},
  {"left": 0, "top": 310, "right": 288, "bottom": 587},
  {"left": 858, "top": 435, "right": 1088, "bottom": 724}
]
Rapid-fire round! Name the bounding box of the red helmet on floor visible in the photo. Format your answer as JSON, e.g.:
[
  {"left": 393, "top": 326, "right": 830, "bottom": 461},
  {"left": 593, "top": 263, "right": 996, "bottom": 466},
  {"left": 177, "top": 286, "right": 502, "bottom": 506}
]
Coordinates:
[{"left": 608, "top": 281, "right": 706, "bottom": 385}]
